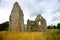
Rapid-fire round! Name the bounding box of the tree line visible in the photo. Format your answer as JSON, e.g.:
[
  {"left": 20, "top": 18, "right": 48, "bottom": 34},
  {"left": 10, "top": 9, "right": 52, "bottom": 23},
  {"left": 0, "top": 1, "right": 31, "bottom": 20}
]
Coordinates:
[
  {"left": 0, "top": 21, "right": 60, "bottom": 31},
  {"left": 47, "top": 23, "right": 60, "bottom": 29}
]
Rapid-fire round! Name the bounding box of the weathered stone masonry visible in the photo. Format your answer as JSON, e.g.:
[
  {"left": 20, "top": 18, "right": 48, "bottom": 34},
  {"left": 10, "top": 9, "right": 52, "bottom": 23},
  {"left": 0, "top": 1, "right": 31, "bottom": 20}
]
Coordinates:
[{"left": 9, "top": 2, "right": 24, "bottom": 32}]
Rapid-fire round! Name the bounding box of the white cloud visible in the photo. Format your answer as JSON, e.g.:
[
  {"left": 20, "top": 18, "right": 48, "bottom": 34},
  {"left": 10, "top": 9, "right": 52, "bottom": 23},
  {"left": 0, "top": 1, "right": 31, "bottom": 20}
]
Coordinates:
[
  {"left": 0, "top": 8, "right": 10, "bottom": 23},
  {"left": 42, "top": 12, "right": 60, "bottom": 26},
  {"left": 0, "top": 0, "right": 60, "bottom": 26}
]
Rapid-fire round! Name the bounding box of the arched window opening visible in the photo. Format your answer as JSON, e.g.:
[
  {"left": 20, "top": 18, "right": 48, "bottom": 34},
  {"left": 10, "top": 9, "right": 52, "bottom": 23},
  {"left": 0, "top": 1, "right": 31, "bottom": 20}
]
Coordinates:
[{"left": 39, "top": 22, "right": 41, "bottom": 25}]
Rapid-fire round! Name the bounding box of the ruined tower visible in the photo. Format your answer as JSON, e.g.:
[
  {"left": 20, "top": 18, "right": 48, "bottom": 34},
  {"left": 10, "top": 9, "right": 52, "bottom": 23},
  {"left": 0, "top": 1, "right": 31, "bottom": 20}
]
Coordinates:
[
  {"left": 27, "top": 15, "right": 47, "bottom": 32},
  {"left": 9, "top": 2, "right": 24, "bottom": 32}
]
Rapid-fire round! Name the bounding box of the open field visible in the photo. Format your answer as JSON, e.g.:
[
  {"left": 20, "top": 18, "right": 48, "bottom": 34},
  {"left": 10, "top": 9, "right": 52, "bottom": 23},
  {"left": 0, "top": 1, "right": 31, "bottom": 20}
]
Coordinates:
[{"left": 0, "top": 29, "right": 60, "bottom": 40}]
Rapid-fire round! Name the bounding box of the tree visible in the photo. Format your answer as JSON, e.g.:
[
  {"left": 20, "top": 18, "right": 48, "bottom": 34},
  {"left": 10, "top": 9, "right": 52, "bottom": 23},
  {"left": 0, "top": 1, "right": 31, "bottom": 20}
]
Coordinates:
[
  {"left": 0, "top": 21, "right": 9, "bottom": 31},
  {"left": 57, "top": 23, "right": 60, "bottom": 29},
  {"left": 53, "top": 25, "right": 57, "bottom": 29},
  {"left": 47, "top": 25, "right": 51, "bottom": 29}
]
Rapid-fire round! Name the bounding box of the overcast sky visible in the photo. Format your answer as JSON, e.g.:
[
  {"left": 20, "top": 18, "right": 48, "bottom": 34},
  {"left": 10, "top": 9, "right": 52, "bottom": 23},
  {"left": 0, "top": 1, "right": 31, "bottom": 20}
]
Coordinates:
[{"left": 0, "top": 0, "right": 60, "bottom": 26}]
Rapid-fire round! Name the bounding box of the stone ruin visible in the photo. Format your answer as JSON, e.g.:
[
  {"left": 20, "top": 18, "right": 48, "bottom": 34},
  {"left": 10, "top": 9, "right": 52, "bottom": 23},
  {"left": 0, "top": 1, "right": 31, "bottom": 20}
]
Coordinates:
[
  {"left": 27, "top": 15, "right": 47, "bottom": 32},
  {"left": 9, "top": 2, "right": 24, "bottom": 32},
  {"left": 9, "top": 2, "right": 47, "bottom": 32}
]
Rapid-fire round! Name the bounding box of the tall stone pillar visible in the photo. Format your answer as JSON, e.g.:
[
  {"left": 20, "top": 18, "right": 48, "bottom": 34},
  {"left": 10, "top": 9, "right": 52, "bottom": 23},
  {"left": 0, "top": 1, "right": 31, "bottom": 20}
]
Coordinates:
[{"left": 9, "top": 2, "right": 24, "bottom": 32}]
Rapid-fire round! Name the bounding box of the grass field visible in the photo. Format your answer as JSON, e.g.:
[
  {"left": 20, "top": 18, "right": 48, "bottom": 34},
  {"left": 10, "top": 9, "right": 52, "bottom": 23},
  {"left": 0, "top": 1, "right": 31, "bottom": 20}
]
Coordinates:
[{"left": 0, "top": 29, "right": 60, "bottom": 40}]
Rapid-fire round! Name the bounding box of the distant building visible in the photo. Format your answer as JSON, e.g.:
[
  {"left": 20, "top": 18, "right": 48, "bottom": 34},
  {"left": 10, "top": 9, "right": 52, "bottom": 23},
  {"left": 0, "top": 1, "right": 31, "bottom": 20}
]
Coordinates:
[{"left": 9, "top": 2, "right": 47, "bottom": 32}]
